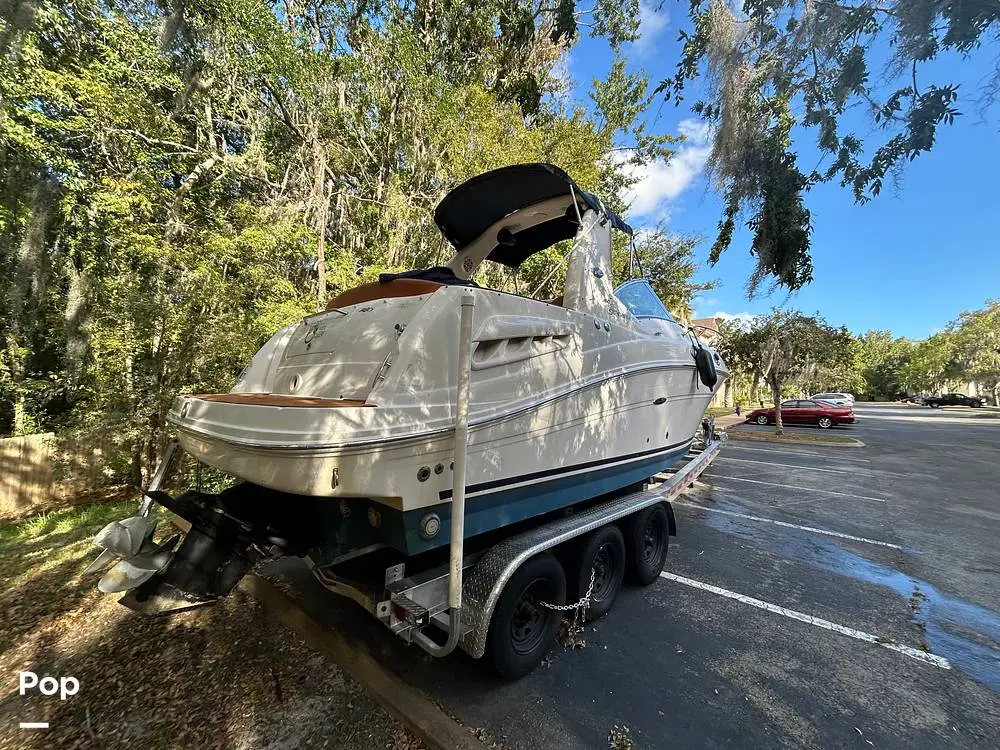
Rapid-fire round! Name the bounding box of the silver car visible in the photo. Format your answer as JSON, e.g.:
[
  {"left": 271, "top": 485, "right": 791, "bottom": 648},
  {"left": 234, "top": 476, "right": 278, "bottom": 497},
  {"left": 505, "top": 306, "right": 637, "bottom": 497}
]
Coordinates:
[{"left": 809, "top": 392, "right": 855, "bottom": 407}]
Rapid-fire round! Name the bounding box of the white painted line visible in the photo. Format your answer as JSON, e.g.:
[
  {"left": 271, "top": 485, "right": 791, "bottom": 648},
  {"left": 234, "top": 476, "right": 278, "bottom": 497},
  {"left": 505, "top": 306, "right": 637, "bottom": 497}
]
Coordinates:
[
  {"left": 659, "top": 572, "right": 950, "bottom": 669},
  {"left": 701, "top": 474, "right": 886, "bottom": 503},
  {"left": 673, "top": 502, "right": 902, "bottom": 549},
  {"left": 718, "top": 456, "right": 873, "bottom": 476},
  {"left": 19, "top": 723, "right": 49, "bottom": 729},
  {"left": 725, "top": 444, "right": 871, "bottom": 463}
]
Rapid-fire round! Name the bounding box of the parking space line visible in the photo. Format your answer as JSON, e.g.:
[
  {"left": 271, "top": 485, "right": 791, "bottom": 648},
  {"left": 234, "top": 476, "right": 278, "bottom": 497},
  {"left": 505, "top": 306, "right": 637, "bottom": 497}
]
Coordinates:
[
  {"left": 673, "top": 502, "right": 902, "bottom": 549},
  {"left": 725, "top": 444, "right": 872, "bottom": 463},
  {"left": 718, "top": 456, "right": 873, "bottom": 476},
  {"left": 701, "top": 474, "right": 887, "bottom": 502},
  {"left": 659, "top": 572, "right": 951, "bottom": 669}
]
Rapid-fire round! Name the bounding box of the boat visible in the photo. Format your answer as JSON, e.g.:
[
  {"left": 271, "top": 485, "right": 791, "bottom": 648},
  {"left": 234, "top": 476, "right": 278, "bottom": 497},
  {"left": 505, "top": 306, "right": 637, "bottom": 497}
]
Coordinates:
[{"left": 86, "top": 163, "right": 727, "bottom": 612}]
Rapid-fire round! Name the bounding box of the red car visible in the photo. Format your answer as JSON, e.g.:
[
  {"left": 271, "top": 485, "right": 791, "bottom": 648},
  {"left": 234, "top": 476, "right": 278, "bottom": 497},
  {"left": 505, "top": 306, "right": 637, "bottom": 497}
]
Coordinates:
[{"left": 745, "top": 399, "right": 855, "bottom": 429}]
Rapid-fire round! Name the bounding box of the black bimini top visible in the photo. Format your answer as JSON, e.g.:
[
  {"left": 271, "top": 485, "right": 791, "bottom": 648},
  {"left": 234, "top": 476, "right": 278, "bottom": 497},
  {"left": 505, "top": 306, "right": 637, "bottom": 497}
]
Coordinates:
[{"left": 434, "top": 163, "right": 633, "bottom": 268}]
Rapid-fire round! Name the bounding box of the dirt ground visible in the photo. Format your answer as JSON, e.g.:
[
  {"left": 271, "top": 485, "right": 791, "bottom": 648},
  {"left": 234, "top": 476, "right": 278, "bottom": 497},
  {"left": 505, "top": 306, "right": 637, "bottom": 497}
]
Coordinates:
[{"left": 0, "top": 501, "right": 425, "bottom": 750}]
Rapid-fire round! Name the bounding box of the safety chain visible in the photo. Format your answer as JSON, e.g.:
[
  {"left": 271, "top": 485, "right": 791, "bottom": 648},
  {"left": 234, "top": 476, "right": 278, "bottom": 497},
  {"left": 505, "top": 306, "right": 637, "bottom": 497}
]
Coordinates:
[
  {"left": 538, "top": 567, "right": 595, "bottom": 647},
  {"left": 538, "top": 567, "right": 595, "bottom": 613}
]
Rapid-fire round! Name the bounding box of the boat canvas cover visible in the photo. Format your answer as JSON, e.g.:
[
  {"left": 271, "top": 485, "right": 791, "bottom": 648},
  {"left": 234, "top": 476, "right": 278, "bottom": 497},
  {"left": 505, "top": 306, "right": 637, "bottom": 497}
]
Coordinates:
[{"left": 434, "top": 163, "right": 632, "bottom": 268}]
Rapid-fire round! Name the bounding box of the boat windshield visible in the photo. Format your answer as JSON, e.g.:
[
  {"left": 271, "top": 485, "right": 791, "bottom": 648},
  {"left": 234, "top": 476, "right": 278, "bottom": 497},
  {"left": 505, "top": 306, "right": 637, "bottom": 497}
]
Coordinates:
[{"left": 614, "top": 280, "right": 677, "bottom": 322}]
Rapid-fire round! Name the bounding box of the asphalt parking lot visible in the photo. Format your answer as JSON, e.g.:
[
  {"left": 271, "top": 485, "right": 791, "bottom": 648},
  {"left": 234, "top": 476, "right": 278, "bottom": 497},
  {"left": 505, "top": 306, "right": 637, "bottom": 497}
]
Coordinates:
[{"left": 273, "top": 404, "right": 1000, "bottom": 749}]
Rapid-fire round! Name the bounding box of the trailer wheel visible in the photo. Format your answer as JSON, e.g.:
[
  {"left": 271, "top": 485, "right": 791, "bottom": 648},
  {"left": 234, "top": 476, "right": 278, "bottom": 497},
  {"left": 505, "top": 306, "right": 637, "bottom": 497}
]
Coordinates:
[
  {"left": 487, "top": 553, "right": 565, "bottom": 679},
  {"left": 565, "top": 525, "right": 625, "bottom": 622},
  {"left": 621, "top": 503, "right": 670, "bottom": 586}
]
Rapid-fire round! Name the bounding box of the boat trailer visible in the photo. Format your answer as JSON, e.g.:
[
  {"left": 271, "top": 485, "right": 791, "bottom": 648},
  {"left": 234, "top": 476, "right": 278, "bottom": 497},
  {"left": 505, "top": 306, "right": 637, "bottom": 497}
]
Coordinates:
[{"left": 310, "top": 423, "right": 723, "bottom": 671}]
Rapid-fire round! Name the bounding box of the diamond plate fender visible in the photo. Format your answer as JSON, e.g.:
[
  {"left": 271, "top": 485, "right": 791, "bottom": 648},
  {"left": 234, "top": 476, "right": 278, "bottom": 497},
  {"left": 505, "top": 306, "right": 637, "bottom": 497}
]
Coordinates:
[{"left": 459, "top": 436, "right": 722, "bottom": 658}]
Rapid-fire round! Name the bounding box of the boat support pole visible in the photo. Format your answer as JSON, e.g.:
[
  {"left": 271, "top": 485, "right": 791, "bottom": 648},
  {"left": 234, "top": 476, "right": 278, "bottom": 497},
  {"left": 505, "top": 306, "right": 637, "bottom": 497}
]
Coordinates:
[{"left": 413, "top": 292, "right": 475, "bottom": 657}]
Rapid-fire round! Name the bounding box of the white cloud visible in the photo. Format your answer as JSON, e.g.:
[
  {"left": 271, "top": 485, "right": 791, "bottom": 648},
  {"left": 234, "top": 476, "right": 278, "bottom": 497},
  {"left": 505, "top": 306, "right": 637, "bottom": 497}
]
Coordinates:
[
  {"left": 617, "top": 118, "right": 713, "bottom": 220},
  {"left": 691, "top": 296, "right": 721, "bottom": 316},
  {"left": 633, "top": 2, "right": 670, "bottom": 56}
]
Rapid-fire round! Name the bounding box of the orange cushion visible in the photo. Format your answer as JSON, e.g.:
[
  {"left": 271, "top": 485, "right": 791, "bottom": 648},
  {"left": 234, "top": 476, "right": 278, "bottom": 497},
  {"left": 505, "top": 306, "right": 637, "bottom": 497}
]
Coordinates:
[{"left": 327, "top": 279, "right": 444, "bottom": 309}]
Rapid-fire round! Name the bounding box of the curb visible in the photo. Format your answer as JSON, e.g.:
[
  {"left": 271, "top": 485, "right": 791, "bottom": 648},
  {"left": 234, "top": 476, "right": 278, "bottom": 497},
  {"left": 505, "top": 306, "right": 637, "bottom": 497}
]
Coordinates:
[
  {"left": 239, "top": 575, "right": 486, "bottom": 750},
  {"left": 724, "top": 429, "right": 866, "bottom": 448}
]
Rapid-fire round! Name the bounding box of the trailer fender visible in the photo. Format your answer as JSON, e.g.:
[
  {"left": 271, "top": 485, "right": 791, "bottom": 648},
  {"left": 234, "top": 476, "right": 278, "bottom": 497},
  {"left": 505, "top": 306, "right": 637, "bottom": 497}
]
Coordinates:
[
  {"left": 460, "top": 488, "right": 683, "bottom": 659},
  {"left": 665, "top": 501, "right": 677, "bottom": 537}
]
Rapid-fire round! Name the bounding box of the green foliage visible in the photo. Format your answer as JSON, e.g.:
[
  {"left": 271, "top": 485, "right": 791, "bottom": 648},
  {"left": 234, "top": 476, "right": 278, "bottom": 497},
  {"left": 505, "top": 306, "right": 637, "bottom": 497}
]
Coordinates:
[
  {"left": 717, "top": 309, "right": 858, "bottom": 432},
  {"left": 0, "top": 0, "right": 706, "bottom": 484},
  {"left": 666, "top": 0, "right": 1000, "bottom": 292},
  {"left": 717, "top": 300, "right": 999, "bottom": 405},
  {"left": 854, "top": 330, "right": 915, "bottom": 399}
]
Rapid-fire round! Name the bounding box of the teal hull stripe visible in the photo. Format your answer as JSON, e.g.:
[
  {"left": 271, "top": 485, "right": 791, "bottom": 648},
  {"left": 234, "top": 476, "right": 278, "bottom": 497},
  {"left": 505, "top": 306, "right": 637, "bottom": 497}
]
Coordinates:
[
  {"left": 404, "top": 441, "right": 691, "bottom": 554},
  {"left": 438, "top": 439, "right": 691, "bottom": 501}
]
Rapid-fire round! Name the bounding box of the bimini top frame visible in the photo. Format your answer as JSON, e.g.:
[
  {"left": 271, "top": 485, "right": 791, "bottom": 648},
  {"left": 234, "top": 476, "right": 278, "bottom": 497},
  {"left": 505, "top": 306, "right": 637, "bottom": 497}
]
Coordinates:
[{"left": 436, "top": 163, "right": 632, "bottom": 280}]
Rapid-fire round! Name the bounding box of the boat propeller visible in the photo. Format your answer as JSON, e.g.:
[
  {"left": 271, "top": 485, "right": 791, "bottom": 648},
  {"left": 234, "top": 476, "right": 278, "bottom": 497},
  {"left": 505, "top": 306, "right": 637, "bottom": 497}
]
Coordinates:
[{"left": 85, "top": 516, "right": 180, "bottom": 594}]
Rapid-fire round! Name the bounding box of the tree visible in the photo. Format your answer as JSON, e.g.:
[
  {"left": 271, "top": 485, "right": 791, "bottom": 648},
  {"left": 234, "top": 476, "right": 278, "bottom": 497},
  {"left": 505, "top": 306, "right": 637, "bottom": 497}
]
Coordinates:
[
  {"left": 664, "top": 1, "right": 1000, "bottom": 293},
  {"left": 900, "top": 332, "right": 957, "bottom": 394},
  {"left": 715, "top": 315, "right": 765, "bottom": 405},
  {"left": 726, "top": 311, "right": 852, "bottom": 434},
  {"left": 854, "top": 330, "right": 915, "bottom": 399},
  {"left": 950, "top": 300, "right": 1000, "bottom": 404},
  {"left": 0, "top": 0, "right": 710, "bottom": 486}
]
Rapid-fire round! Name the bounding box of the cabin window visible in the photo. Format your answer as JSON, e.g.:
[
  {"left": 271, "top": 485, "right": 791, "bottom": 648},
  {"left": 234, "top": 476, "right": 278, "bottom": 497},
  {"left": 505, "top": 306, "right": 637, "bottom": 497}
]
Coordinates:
[{"left": 614, "top": 280, "right": 677, "bottom": 322}]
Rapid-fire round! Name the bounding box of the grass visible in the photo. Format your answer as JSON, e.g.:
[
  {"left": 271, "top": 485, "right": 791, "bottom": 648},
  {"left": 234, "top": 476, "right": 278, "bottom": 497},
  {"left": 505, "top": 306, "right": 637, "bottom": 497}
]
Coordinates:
[
  {"left": 0, "top": 495, "right": 416, "bottom": 750},
  {"left": 0, "top": 497, "right": 139, "bottom": 545},
  {"left": 707, "top": 406, "right": 735, "bottom": 417},
  {"left": 726, "top": 427, "right": 860, "bottom": 445}
]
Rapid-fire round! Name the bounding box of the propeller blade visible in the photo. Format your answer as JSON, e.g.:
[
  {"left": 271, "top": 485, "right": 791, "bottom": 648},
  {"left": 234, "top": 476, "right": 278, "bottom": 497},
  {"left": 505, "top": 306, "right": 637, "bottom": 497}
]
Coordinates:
[
  {"left": 136, "top": 533, "right": 180, "bottom": 556},
  {"left": 84, "top": 548, "right": 118, "bottom": 575},
  {"left": 93, "top": 516, "right": 157, "bottom": 558},
  {"left": 98, "top": 559, "right": 159, "bottom": 594},
  {"left": 97, "top": 545, "right": 174, "bottom": 594}
]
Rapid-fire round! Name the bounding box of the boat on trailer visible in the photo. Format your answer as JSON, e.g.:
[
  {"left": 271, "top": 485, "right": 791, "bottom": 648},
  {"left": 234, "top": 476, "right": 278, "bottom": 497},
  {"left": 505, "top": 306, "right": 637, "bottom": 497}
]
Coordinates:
[{"left": 85, "top": 163, "right": 727, "bottom": 677}]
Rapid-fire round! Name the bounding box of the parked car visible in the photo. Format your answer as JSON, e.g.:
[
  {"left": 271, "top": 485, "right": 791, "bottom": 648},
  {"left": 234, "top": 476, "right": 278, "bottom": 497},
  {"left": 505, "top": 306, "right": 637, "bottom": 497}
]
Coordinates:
[
  {"left": 923, "top": 393, "right": 984, "bottom": 408},
  {"left": 900, "top": 394, "right": 924, "bottom": 404},
  {"left": 745, "top": 399, "right": 855, "bottom": 429},
  {"left": 809, "top": 392, "right": 855, "bottom": 406}
]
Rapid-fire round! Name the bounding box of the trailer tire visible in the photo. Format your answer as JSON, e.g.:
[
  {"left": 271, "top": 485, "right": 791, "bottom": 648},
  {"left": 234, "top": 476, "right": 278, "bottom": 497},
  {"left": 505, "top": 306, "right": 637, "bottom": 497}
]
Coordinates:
[
  {"left": 486, "top": 553, "right": 566, "bottom": 680},
  {"left": 565, "top": 525, "right": 625, "bottom": 622},
  {"left": 621, "top": 503, "right": 670, "bottom": 586}
]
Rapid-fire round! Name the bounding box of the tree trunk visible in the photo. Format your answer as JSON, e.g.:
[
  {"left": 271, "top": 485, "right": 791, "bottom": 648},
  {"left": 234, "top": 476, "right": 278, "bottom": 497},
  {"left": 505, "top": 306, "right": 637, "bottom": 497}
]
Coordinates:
[
  {"left": 312, "top": 143, "right": 328, "bottom": 309},
  {"left": 5, "top": 178, "right": 53, "bottom": 434},
  {"left": 771, "top": 378, "right": 784, "bottom": 435}
]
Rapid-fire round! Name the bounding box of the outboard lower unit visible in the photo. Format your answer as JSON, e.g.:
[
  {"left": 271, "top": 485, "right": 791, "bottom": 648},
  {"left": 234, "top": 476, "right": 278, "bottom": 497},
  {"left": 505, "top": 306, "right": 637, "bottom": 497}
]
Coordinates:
[{"left": 86, "top": 482, "right": 322, "bottom": 614}]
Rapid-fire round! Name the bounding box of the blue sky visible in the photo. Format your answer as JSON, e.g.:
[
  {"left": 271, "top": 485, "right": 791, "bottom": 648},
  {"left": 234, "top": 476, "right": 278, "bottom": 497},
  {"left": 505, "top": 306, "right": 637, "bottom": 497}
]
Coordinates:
[{"left": 568, "top": 3, "right": 1000, "bottom": 339}]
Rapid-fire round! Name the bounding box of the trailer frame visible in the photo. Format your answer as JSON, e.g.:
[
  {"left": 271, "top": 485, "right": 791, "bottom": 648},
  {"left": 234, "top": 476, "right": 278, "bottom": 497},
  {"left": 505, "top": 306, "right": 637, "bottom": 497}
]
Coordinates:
[{"left": 307, "top": 420, "right": 724, "bottom": 661}]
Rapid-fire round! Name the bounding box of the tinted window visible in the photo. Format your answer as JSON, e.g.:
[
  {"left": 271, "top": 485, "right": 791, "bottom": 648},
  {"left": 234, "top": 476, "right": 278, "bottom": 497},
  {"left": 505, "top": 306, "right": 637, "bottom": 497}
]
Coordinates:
[
  {"left": 614, "top": 280, "right": 676, "bottom": 322},
  {"left": 781, "top": 400, "right": 798, "bottom": 408},
  {"left": 800, "top": 400, "right": 818, "bottom": 408},
  {"left": 814, "top": 394, "right": 837, "bottom": 399}
]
